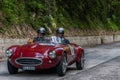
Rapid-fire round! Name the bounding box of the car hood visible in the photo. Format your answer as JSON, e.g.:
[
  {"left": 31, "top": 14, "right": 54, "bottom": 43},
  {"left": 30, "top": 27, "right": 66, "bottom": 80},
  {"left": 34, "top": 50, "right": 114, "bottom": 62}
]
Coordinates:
[{"left": 18, "top": 43, "right": 56, "bottom": 57}]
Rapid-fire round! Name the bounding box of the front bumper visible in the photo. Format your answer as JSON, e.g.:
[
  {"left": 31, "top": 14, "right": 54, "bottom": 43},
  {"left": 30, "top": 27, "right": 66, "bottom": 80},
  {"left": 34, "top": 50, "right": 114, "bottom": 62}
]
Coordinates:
[{"left": 9, "top": 56, "right": 61, "bottom": 70}]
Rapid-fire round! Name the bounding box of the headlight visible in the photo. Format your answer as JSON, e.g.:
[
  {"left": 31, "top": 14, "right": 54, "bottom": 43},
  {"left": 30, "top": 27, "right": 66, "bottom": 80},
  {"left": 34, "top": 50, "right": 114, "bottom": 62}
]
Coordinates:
[
  {"left": 6, "top": 49, "right": 13, "bottom": 57},
  {"left": 48, "top": 51, "right": 56, "bottom": 59}
]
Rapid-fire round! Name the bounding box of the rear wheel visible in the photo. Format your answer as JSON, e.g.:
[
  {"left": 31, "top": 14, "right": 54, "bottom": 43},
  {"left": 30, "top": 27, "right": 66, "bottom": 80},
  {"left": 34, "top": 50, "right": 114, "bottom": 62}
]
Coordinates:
[
  {"left": 7, "top": 60, "right": 18, "bottom": 74},
  {"left": 56, "top": 53, "right": 67, "bottom": 76},
  {"left": 76, "top": 51, "right": 85, "bottom": 70}
]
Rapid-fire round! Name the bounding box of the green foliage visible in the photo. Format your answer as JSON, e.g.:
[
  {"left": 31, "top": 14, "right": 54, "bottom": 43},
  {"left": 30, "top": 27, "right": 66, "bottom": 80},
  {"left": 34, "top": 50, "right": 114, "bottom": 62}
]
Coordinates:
[{"left": 0, "top": 0, "right": 120, "bottom": 34}]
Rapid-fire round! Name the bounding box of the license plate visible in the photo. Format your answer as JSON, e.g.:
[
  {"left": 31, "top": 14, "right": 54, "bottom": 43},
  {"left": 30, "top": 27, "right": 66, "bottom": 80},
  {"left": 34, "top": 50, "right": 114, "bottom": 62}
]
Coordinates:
[{"left": 23, "top": 66, "right": 35, "bottom": 70}]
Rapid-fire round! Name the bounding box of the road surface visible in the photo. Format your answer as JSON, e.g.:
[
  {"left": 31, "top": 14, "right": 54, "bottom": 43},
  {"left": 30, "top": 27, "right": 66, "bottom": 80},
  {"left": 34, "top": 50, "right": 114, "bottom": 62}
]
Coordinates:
[
  {"left": 58, "top": 56, "right": 120, "bottom": 80},
  {"left": 1, "top": 42, "right": 120, "bottom": 80}
]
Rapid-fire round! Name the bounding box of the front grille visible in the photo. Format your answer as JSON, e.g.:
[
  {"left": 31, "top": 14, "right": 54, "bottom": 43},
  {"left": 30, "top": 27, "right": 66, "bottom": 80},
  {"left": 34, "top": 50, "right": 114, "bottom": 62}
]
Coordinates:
[{"left": 16, "top": 58, "right": 42, "bottom": 66}]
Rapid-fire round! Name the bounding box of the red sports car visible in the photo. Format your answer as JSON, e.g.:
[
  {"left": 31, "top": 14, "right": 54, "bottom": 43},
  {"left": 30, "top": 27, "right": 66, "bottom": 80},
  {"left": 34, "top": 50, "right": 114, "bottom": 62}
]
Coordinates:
[{"left": 6, "top": 40, "right": 85, "bottom": 76}]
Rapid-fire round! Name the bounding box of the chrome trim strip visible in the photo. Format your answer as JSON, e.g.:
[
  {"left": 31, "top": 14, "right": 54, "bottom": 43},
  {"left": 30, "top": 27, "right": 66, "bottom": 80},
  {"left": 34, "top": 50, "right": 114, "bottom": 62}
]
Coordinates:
[{"left": 54, "top": 48, "right": 64, "bottom": 51}]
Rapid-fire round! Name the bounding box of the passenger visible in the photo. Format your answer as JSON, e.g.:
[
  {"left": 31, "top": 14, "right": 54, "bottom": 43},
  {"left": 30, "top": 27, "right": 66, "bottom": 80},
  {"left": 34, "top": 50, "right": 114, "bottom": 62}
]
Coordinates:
[{"left": 51, "top": 27, "right": 70, "bottom": 44}]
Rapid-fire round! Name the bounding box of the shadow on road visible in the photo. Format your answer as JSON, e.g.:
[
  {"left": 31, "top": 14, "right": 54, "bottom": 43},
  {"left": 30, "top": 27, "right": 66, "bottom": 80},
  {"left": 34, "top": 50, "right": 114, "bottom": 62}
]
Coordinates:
[{"left": 0, "top": 65, "right": 77, "bottom": 77}]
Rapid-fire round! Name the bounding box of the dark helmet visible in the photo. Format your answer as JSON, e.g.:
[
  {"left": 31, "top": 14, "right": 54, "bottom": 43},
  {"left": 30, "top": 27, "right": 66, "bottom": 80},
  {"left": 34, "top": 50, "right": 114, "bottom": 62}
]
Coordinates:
[
  {"left": 56, "top": 27, "right": 64, "bottom": 34},
  {"left": 37, "top": 27, "right": 45, "bottom": 35}
]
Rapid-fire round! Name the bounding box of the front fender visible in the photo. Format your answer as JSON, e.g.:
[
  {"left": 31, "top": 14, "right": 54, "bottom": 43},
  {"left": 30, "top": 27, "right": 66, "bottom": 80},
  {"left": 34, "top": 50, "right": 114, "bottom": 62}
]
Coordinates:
[
  {"left": 7, "top": 45, "right": 21, "bottom": 58},
  {"left": 55, "top": 48, "right": 64, "bottom": 57}
]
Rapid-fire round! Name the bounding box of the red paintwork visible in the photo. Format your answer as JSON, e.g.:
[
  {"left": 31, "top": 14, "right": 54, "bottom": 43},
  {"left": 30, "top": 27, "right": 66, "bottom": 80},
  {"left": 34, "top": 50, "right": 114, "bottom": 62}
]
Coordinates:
[{"left": 7, "top": 42, "right": 83, "bottom": 70}]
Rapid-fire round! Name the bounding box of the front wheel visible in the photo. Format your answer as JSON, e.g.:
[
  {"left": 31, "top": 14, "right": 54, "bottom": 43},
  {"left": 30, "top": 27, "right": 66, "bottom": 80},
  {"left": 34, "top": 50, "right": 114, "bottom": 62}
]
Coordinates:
[
  {"left": 7, "top": 60, "right": 18, "bottom": 74},
  {"left": 56, "top": 53, "right": 67, "bottom": 76},
  {"left": 76, "top": 51, "right": 85, "bottom": 70}
]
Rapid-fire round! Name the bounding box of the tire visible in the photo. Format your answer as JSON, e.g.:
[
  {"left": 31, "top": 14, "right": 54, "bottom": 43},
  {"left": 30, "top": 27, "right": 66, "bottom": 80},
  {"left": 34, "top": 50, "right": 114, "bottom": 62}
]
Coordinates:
[
  {"left": 56, "top": 53, "right": 67, "bottom": 76},
  {"left": 76, "top": 51, "right": 85, "bottom": 70},
  {"left": 7, "top": 60, "right": 18, "bottom": 74}
]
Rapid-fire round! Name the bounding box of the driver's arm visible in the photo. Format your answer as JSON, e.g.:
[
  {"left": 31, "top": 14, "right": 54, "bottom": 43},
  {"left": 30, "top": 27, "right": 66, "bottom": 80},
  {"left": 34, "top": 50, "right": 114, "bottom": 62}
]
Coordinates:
[
  {"left": 62, "top": 39, "right": 70, "bottom": 44},
  {"left": 66, "top": 39, "right": 70, "bottom": 44}
]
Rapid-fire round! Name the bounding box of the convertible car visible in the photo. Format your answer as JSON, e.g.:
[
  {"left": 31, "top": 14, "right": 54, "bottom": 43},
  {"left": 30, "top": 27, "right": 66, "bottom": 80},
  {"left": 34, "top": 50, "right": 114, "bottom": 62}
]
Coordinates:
[{"left": 6, "top": 39, "right": 85, "bottom": 76}]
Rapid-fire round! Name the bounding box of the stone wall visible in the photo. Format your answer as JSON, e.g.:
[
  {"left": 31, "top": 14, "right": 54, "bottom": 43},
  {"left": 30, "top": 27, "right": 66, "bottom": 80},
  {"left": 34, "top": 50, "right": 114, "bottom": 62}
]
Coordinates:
[
  {"left": 1, "top": 35, "right": 120, "bottom": 57},
  {"left": 67, "top": 35, "right": 120, "bottom": 46},
  {"left": 0, "top": 39, "right": 27, "bottom": 58}
]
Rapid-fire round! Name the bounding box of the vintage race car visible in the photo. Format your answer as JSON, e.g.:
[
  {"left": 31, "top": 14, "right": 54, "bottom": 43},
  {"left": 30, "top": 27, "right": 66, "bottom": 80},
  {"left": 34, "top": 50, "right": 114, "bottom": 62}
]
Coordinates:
[{"left": 6, "top": 40, "right": 85, "bottom": 76}]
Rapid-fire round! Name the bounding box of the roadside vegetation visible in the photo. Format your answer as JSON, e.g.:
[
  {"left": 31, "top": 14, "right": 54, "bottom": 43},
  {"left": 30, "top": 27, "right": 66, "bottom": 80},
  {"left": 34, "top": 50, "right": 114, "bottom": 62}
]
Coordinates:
[{"left": 0, "top": 0, "right": 120, "bottom": 37}]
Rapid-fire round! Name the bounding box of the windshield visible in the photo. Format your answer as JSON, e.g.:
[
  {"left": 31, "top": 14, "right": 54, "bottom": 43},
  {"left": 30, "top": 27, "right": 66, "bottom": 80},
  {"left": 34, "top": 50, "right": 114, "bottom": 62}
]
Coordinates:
[
  {"left": 39, "top": 42, "right": 55, "bottom": 46},
  {"left": 34, "top": 36, "right": 67, "bottom": 45},
  {"left": 33, "top": 38, "right": 55, "bottom": 46}
]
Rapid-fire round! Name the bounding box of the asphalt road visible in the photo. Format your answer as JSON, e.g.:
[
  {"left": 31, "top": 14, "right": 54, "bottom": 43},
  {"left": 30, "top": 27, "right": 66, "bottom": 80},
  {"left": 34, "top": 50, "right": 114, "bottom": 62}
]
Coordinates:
[
  {"left": 1, "top": 42, "right": 120, "bottom": 80},
  {"left": 59, "top": 56, "right": 120, "bottom": 80}
]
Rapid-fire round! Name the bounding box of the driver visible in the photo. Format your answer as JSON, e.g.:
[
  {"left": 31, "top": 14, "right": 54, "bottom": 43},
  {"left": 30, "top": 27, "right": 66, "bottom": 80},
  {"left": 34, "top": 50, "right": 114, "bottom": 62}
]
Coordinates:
[
  {"left": 51, "top": 27, "right": 70, "bottom": 44},
  {"left": 33, "top": 27, "right": 47, "bottom": 43}
]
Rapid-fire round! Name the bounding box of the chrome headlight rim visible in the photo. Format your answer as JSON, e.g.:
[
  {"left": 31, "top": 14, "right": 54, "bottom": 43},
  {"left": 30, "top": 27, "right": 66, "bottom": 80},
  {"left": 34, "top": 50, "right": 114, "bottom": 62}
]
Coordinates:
[
  {"left": 6, "top": 49, "right": 13, "bottom": 57},
  {"left": 48, "top": 51, "right": 56, "bottom": 59}
]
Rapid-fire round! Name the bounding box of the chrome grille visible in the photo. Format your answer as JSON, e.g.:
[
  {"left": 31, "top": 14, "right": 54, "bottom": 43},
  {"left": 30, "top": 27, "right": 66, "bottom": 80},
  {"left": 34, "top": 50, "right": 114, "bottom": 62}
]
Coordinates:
[{"left": 16, "top": 58, "right": 42, "bottom": 66}]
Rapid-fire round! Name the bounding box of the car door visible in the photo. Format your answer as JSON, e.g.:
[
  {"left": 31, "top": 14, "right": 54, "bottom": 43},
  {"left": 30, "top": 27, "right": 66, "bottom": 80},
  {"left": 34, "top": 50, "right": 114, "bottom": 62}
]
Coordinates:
[
  {"left": 67, "top": 44, "right": 76, "bottom": 60},
  {"left": 64, "top": 44, "right": 76, "bottom": 63}
]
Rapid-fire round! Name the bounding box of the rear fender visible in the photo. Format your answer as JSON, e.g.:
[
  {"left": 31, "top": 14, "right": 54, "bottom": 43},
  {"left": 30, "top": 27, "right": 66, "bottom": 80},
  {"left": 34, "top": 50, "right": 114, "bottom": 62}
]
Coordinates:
[{"left": 76, "top": 47, "right": 83, "bottom": 62}]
